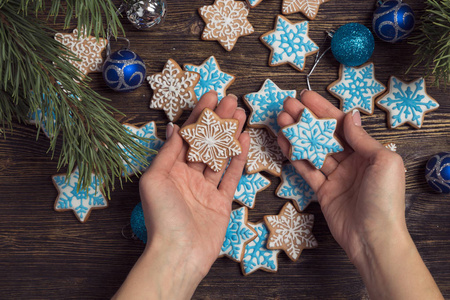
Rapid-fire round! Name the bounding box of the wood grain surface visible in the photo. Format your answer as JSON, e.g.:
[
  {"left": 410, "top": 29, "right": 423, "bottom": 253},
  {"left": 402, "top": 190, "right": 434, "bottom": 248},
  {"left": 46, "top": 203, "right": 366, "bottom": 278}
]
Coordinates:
[{"left": 1, "top": 0, "right": 449, "bottom": 299}]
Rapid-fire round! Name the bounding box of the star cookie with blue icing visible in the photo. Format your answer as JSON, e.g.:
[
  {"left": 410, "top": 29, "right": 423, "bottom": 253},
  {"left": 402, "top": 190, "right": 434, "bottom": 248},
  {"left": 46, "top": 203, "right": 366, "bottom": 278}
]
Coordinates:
[
  {"left": 282, "top": 0, "right": 330, "bottom": 20},
  {"left": 375, "top": 77, "right": 439, "bottom": 129},
  {"left": 282, "top": 108, "right": 344, "bottom": 169},
  {"left": 184, "top": 56, "right": 235, "bottom": 103},
  {"left": 328, "top": 63, "right": 386, "bottom": 115},
  {"left": 244, "top": 79, "right": 296, "bottom": 136},
  {"left": 220, "top": 206, "right": 257, "bottom": 262},
  {"left": 241, "top": 221, "right": 281, "bottom": 275},
  {"left": 246, "top": 0, "right": 264, "bottom": 8},
  {"left": 234, "top": 171, "right": 271, "bottom": 209},
  {"left": 276, "top": 164, "right": 317, "bottom": 211},
  {"left": 52, "top": 167, "right": 108, "bottom": 223},
  {"left": 260, "top": 15, "right": 319, "bottom": 72}
]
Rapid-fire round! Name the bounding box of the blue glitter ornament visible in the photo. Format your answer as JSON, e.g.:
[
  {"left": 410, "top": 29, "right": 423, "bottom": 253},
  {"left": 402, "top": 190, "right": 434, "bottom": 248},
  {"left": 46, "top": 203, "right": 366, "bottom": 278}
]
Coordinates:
[
  {"left": 425, "top": 152, "right": 450, "bottom": 194},
  {"left": 373, "top": 0, "right": 415, "bottom": 43},
  {"left": 331, "top": 23, "right": 375, "bottom": 67},
  {"left": 102, "top": 49, "right": 146, "bottom": 92},
  {"left": 130, "top": 202, "right": 148, "bottom": 243}
]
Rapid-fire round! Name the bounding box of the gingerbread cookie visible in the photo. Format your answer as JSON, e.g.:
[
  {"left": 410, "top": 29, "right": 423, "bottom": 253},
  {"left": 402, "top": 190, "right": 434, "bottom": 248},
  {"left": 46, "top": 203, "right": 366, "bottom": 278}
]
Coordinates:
[
  {"left": 264, "top": 202, "right": 318, "bottom": 261},
  {"left": 282, "top": 0, "right": 330, "bottom": 20},
  {"left": 328, "top": 63, "right": 386, "bottom": 115},
  {"left": 245, "top": 127, "right": 284, "bottom": 177},
  {"left": 260, "top": 15, "right": 319, "bottom": 72},
  {"left": 234, "top": 171, "right": 271, "bottom": 209},
  {"left": 180, "top": 108, "right": 242, "bottom": 172},
  {"left": 199, "top": 0, "right": 254, "bottom": 51},
  {"left": 246, "top": 0, "right": 264, "bottom": 8},
  {"left": 220, "top": 206, "right": 257, "bottom": 262},
  {"left": 54, "top": 28, "right": 107, "bottom": 79},
  {"left": 184, "top": 56, "right": 235, "bottom": 103},
  {"left": 282, "top": 108, "right": 344, "bottom": 169},
  {"left": 244, "top": 79, "right": 296, "bottom": 136},
  {"left": 147, "top": 59, "right": 200, "bottom": 122},
  {"left": 241, "top": 221, "right": 281, "bottom": 275},
  {"left": 375, "top": 77, "right": 439, "bottom": 129},
  {"left": 52, "top": 167, "right": 108, "bottom": 223}
]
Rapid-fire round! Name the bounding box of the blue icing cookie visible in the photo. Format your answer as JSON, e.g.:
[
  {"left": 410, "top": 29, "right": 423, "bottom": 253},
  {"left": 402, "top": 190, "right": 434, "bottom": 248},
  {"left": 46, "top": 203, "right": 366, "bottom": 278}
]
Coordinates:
[
  {"left": 234, "top": 171, "right": 271, "bottom": 209},
  {"left": 277, "top": 164, "right": 316, "bottom": 211},
  {"left": 246, "top": 0, "right": 263, "bottom": 8},
  {"left": 282, "top": 108, "right": 344, "bottom": 169}
]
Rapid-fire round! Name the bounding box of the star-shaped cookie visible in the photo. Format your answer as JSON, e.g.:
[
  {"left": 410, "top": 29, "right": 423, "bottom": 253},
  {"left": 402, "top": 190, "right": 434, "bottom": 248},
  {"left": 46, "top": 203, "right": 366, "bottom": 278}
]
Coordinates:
[
  {"left": 282, "top": 0, "right": 330, "bottom": 20},
  {"left": 199, "top": 0, "right": 255, "bottom": 51},
  {"left": 234, "top": 171, "right": 271, "bottom": 209},
  {"left": 282, "top": 108, "right": 344, "bottom": 169},
  {"left": 264, "top": 202, "right": 318, "bottom": 261},
  {"left": 328, "top": 63, "right": 386, "bottom": 115},
  {"left": 260, "top": 15, "right": 319, "bottom": 72},
  {"left": 52, "top": 167, "right": 108, "bottom": 223},
  {"left": 375, "top": 77, "right": 439, "bottom": 129},
  {"left": 180, "top": 108, "right": 242, "bottom": 172},
  {"left": 147, "top": 59, "right": 200, "bottom": 122},
  {"left": 54, "top": 28, "right": 107, "bottom": 80},
  {"left": 246, "top": 0, "right": 264, "bottom": 8}
]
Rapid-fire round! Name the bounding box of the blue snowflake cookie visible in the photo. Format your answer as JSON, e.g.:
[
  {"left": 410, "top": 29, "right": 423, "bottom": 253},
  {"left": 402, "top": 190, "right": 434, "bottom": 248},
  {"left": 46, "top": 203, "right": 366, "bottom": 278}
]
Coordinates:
[
  {"left": 244, "top": 79, "right": 296, "bottom": 136},
  {"left": 52, "top": 167, "right": 108, "bottom": 223},
  {"left": 234, "top": 171, "right": 271, "bottom": 209},
  {"left": 277, "top": 164, "right": 316, "bottom": 211},
  {"left": 328, "top": 63, "right": 386, "bottom": 115},
  {"left": 260, "top": 15, "right": 319, "bottom": 72},
  {"left": 282, "top": 108, "right": 344, "bottom": 169},
  {"left": 246, "top": 0, "right": 263, "bottom": 8},
  {"left": 376, "top": 76, "right": 439, "bottom": 129}
]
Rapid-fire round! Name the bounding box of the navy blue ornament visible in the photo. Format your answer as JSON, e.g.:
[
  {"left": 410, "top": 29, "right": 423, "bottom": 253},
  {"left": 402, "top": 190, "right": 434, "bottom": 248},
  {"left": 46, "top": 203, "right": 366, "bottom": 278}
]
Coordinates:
[
  {"left": 130, "top": 202, "right": 148, "bottom": 243},
  {"left": 425, "top": 152, "right": 450, "bottom": 194},
  {"left": 373, "top": 0, "right": 415, "bottom": 43},
  {"left": 331, "top": 23, "right": 375, "bottom": 67},
  {"left": 102, "top": 49, "right": 146, "bottom": 92}
]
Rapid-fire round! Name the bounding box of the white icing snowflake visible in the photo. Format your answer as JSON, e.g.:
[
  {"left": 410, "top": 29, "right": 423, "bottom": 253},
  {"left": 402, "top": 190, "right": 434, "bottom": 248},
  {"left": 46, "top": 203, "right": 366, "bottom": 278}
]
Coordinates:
[
  {"left": 180, "top": 108, "right": 242, "bottom": 172},
  {"left": 282, "top": 0, "right": 329, "bottom": 20}
]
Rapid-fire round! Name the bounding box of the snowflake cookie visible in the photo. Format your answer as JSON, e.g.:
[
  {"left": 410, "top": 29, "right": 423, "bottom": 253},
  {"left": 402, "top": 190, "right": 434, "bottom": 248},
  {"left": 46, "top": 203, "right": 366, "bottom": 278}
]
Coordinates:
[
  {"left": 282, "top": 108, "right": 344, "bottom": 169},
  {"left": 184, "top": 56, "right": 235, "bottom": 103},
  {"left": 180, "top": 108, "right": 242, "bottom": 172},
  {"left": 245, "top": 127, "right": 284, "bottom": 177},
  {"left": 244, "top": 79, "right": 297, "bottom": 136},
  {"left": 234, "top": 171, "right": 271, "bottom": 209},
  {"left": 241, "top": 221, "right": 281, "bottom": 275},
  {"left": 246, "top": 0, "right": 264, "bottom": 8},
  {"left": 147, "top": 59, "right": 200, "bottom": 122},
  {"left": 328, "top": 63, "right": 386, "bottom": 115},
  {"left": 220, "top": 206, "right": 257, "bottom": 262},
  {"left": 277, "top": 164, "right": 316, "bottom": 211},
  {"left": 375, "top": 77, "right": 439, "bottom": 129},
  {"left": 52, "top": 167, "right": 108, "bottom": 223},
  {"left": 282, "top": 0, "right": 330, "bottom": 20},
  {"left": 54, "top": 28, "right": 107, "bottom": 80},
  {"left": 264, "top": 202, "right": 318, "bottom": 261},
  {"left": 121, "top": 121, "right": 165, "bottom": 177},
  {"left": 199, "top": 0, "right": 255, "bottom": 51},
  {"left": 260, "top": 15, "right": 319, "bottom": 72}
]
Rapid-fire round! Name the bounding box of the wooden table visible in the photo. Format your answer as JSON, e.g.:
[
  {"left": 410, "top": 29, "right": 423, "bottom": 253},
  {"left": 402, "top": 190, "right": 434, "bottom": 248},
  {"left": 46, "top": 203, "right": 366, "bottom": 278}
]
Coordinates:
[{"left": 1, "top": 0, "right": 449, "bottom": 298}]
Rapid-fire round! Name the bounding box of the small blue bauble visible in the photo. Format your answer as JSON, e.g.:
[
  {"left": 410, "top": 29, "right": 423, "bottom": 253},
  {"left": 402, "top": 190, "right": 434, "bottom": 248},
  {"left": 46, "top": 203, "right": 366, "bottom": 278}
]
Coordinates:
[
  {"left": 425, "top": 152, "right": 450, "bottom": 194},
  {"left": 373, "top": 0, "right": 415, "bottom": 43},
  {"left": 102, "top": 49, "right": 146, "bottom": 92},
  {"left": 130, "top": 202, "right": 148, "bottom": 243},
  {"left": 331, "top": 23, "right": 375, "bottom": 67}
]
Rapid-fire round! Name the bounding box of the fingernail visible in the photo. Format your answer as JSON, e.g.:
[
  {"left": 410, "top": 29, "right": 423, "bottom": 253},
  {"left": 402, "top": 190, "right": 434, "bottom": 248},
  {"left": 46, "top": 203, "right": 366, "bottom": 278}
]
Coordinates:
[
  {"left": 166, "top": 122, "right": 174, "bottom": 139},
  {"left": 236, "top": 107, "right": 245, "bottom": 112},
  {"left": 352, "top": 110, "right": 361, "bottom": 126},
  {"left": 228, "top": 93, "right": 238, "bottom": 101},
  {"left": 300, "top": 89, "right": 308, "bottom": 97}
]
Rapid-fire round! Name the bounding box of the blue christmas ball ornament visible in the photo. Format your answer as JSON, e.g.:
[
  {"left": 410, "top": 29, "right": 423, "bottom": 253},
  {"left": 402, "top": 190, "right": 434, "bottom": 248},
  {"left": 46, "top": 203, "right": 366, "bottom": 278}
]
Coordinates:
[
  {"left": 373, "top": 0, "right": 415, "bottom": 43},
  {"left": 331, "top": 23, "right": 375, "bottom": 67},
  {"left": 130, "top": 202, "right": 148, "bottom": 243},
  {"left": 102, "top": 49, "right": 146, "bottom": 92},
  {"left": 425, "top": 152, "right": 450, "bottom": 194}
]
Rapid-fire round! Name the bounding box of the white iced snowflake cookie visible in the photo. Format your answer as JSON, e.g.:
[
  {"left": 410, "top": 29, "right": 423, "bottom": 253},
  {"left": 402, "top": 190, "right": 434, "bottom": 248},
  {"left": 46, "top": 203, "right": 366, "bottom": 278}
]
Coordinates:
[{"left": 282, "top": 0, "right": 330, "bottom": 20}]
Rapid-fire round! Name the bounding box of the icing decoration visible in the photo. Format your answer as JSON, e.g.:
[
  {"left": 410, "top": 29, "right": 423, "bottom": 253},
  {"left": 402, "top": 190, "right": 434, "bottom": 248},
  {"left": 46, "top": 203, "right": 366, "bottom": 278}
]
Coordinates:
[
  {"left": 199, "top": 0, "right": 255, "bottom": 51},
  {"left": 52, "top": 167, "right": 108, "bottom": 223},
  {"left": 264, "top": 202, "right": 318, "bottom": 261},
  {"left": 234, "top": 171, "right": 271, "bottom": 209},
  {"left": 28, "top": 96, "right": 57, "bottom": 139},
  {"left": 184, "top": 56, "right": 235, "bottom": 103},
  {"left": 180, "top": 108, "right": 242, "bottom": 172},
  {"left": 328, "top": 63, "right": 386, "bottom": 115},
  {"left": 282, "top": 108, "right": 344, "bottom": 169},
  {"left": 244, "top": 79, "right": 297, "bottom": 136},
  {"left": 241, "top": 221, "right": 280, "bottom": 275},
  {"left": 246, "top": 0, "right": 264, "bottom": 8},
  {"left": 384, "top": 142, "right": 397, "bottom": 152},
  {"left": 282, "top": 0, "right": 330, "bottom": 20},
  {"left": 245, "top": 127, "right": 284, "bottom": 177},
  {"left": 220, "top": 206, "right": 257, "bottom": 262},
  {"left": 276, "top": 164, "right": 316, "bottom": 211},
  {"left": 376, "top": 77, "right": 439, "bottom": 129},
  {"left": 147, "top": 59, "right": 200, "bottom": 122},
  {"left": 260, "top": 15, "right": 319, "bottom": 72}
]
